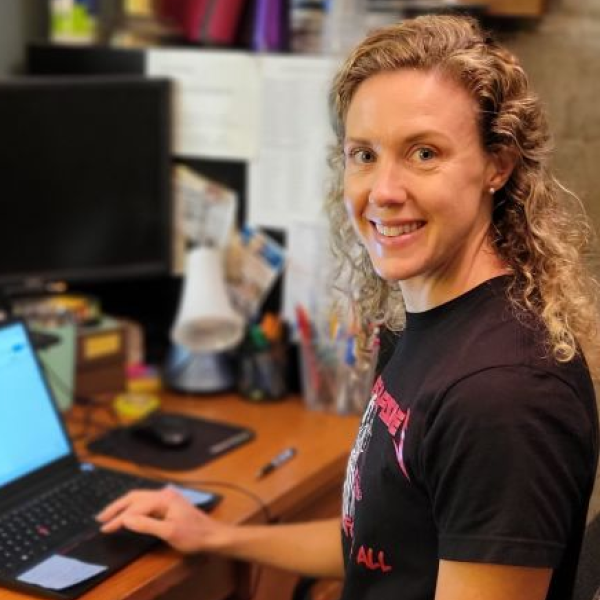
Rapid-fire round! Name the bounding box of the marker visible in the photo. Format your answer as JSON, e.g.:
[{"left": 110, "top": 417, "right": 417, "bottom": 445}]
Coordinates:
[{"left": 256, "top": 447, "right": 297, "bottom": 479}]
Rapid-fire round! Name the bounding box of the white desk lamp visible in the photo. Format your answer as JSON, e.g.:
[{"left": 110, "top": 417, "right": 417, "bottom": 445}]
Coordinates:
[
  {"left": 164, "top": 167, "right": 244, "bottom": 393},
  {"left": 164, "top": 244, "right": 245, "bottom": 393},
  {"left": 171, "top": 245, "right": 244, "bottom": 352}
]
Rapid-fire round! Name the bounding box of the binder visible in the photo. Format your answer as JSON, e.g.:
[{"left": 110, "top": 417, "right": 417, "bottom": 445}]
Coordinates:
[{"left": 158, "top": 0, "right": 249, "bottom": 45}]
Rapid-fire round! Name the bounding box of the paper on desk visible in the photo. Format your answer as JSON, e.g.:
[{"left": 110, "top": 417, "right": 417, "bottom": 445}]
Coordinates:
[
  {"left": 248, "top": 55, "right": 338, "bottom": 230},
  {"left": 283, "top": 219, "right": 333, "bottom": 329},
  {"left": 18, "top": 555, "right": 107, "bottom": 590},
  {"left": 147, "top": 49, "right": 260, "bottom": 160}
]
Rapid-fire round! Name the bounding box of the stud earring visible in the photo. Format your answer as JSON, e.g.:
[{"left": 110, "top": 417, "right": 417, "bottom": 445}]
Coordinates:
[{"left": 489, "top": 187, "right": 495, "bottom": 195}]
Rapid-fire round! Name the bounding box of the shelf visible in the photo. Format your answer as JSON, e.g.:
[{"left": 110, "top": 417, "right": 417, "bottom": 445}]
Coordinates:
[{"left": 487, "top": 0, "right": 547, "bottom": 17}]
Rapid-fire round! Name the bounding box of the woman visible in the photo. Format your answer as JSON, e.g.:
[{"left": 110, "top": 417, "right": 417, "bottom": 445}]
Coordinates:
[{"left": 98, "top": 15, "right": 600, "bottom": 600}]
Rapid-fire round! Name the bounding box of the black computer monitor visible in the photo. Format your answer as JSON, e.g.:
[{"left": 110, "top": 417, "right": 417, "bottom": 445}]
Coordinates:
[{"left": 0, "top": 76, "right": 172, "bottom": 294}]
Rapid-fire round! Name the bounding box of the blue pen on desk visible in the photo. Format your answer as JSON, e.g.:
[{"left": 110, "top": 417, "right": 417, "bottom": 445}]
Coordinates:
[{"left": 256, "top": 447, "right": 297, "bottom": 479}]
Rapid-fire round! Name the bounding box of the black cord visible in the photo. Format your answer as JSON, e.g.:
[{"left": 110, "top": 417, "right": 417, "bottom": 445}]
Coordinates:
[
  {"left": 79, "top": 452, "right": 272, "bottom": 597},
  {"left": 42, "top": 358, "right": 274, "bottom": 597},
  {"left": 134, "top": 474, "right": 275, "bottom": 599},
  {"left": 41, "top": 358, "right": 101, "bottom": 407},
  {"left": 167, "top": 478, "right": 275, "bottom": 525},
  {"left": 68, "top": 412, "right": 115, "bottom": 441},
  {"left": 40, "top": 360, "right": 116, "bottom": 441},
  {"left": 44, "top": 361, "right": 274, "bottom": 523},
  {"left": 85, "top": 456, "right": 276, "bottom": 526}
]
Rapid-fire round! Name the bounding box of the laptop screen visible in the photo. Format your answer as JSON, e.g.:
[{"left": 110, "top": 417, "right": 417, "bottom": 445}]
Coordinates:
[{"left": 0, "top": 322, "right": 71, "bottom": 487}]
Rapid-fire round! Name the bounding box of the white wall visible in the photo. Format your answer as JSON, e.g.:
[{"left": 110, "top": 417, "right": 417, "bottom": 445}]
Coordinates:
[{"left": 504, "top": 0, "right": 600, "bottom": 238}]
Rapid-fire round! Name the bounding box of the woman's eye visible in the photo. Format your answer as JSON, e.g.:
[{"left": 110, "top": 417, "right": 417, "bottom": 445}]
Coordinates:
[
  {"left": 414, "top": 147, "right": 437, "bottom": 162},
  {"left": 349, "top": 148, "right": 376, "bottom": 164}
]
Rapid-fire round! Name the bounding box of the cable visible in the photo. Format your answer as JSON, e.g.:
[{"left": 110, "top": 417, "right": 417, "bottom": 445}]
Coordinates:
[
  {"left": 168, "top": 478, "right": 275, "bottom": 525},
  {"left": 84, "top": 455, "right": 276, "bottom": 526},
  {"left": 46, "top": 363, "right": 274, "bottom": 522},
  {"left": 41, "top": 359, "right": 104, "bottom": 408},
  {"left": 40, "top": 360, "right": 117, "bottom": 441},
  {"left": 42, "top": 359, "right": 273, "bottom": 597},
  {"left": 68, "top": 412, "right": 115, "bottom": 442},
  {"left": 81, "top": 458, "right": 273, "bottom": 598}
]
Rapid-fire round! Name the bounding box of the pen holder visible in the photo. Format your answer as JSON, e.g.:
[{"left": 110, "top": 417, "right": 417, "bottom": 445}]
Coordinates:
[
  {"left": 334, "top": 348, "right": 379, "bottom": 415},
  {"left": 298, "top": 337, "right": 338, "bottom": 411},
  {"left": 238, "top": 338, "right": 288, "bottom": 402},
  {"left": 298, "top": 336, "right": 377, "bottom": 414}
]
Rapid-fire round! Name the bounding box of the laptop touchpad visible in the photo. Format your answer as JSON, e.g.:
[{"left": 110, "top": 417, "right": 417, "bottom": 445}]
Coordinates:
[{"left": 64, "top": 530, "right": 159, "bottom": 570}]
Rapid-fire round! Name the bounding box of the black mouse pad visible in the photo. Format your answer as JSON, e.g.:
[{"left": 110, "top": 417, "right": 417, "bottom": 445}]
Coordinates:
[{"left": 87, "top": 412, "right": 255, "bottom": 471}]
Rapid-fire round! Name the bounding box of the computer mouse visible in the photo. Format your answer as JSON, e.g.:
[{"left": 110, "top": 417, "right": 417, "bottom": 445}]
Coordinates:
[{"left": 131, "top": 413, "right": 193, "bottom": 449}]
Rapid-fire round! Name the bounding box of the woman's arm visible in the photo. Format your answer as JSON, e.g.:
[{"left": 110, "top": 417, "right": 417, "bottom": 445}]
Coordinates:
[
  {"left": 97, "top": 487, "right": 344, "bottom": 579},
  {"left": 435, "top": 560, "right": 552, "bottom": 600},
  {"left": 215, "top": 517, "right": 345, "bottom": 578}
]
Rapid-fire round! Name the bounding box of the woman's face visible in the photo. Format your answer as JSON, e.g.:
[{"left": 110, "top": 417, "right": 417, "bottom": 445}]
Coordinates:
[{"left": 343, "top": 69, "right": 501, "bottom": 300}]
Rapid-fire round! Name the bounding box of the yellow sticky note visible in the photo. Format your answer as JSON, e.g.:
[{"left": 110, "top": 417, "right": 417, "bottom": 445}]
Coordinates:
[{"left": 84, "top": 333, "right": 121, "bottom": 360}]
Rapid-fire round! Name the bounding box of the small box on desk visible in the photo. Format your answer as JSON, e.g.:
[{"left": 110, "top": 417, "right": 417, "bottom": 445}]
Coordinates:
[{"left": 75, "top": 318, "right": 127, "bottom": 397}]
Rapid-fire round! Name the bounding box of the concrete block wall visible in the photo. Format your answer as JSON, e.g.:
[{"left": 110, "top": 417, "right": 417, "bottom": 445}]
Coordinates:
[
  {"left": 502, "top": 0, "right": 600, "bottom": 240},
  {"left": 508, "top": 0, "right": 600, "bottom": 520}
]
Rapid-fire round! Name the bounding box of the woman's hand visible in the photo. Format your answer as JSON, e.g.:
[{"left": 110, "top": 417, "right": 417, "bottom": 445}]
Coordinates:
[
  {"left": 98, "top": 488, "right": 345, "bottom": 579},
  {"left": 96, "top": 486, "right": 232, "bottom": 554}
]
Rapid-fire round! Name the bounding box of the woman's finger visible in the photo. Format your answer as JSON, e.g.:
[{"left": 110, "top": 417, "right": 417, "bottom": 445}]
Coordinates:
[
  {"left": 97, "top": 489, "right": 169, "bottom": 523},
  {"left": 96, "top": 492, "right": 137, "bottom": 522},
  {"left": 121, "top": 514, "right": 174, "bottom": 541}
]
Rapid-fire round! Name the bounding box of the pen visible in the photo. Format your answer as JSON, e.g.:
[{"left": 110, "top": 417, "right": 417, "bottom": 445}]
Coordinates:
[{"left": 256, "top": 447, "right": 297, "bottom": 479}]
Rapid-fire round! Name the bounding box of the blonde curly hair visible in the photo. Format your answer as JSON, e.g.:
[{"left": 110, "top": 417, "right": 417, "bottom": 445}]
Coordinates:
[{"left": 325, "top": 14, "right": 600, "bottom": 368}]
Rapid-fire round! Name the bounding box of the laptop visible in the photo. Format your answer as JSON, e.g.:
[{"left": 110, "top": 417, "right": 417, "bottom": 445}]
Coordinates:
[{"left": 0, "top": 319, "right": 220, "bottom": 599}]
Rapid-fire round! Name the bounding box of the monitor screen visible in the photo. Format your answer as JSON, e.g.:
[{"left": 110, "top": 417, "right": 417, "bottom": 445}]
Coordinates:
[{"left": 0, "top": 76, "right": 172, "bottom": 289}]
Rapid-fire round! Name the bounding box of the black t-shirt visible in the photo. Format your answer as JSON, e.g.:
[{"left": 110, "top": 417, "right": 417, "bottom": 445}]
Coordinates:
[{"left": 340, "top": 276, "right": 599, "bottom": 600}]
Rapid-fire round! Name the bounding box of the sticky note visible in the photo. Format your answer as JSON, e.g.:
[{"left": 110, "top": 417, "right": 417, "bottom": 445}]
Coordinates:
[
  {"left": 84, "top": 333, "right": 121, "bottom": 360},
  {"left": 18, "top": 555, "right": 107, "bottom": 590}
]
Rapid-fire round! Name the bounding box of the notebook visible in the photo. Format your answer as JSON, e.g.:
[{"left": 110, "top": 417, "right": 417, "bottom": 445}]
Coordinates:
[{"left": 0, "top": 319, "right": 220, "bottom": 599}]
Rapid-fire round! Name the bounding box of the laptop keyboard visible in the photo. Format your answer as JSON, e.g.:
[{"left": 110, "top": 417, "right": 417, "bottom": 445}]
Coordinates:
[{"left": 0, "top": 467, "right": 163, "bottom": 575}]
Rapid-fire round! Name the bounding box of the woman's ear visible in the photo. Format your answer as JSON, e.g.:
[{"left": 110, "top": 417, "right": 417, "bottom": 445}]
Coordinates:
[{"left": 488, "top": 147, "right": 518, "bottom": 192}]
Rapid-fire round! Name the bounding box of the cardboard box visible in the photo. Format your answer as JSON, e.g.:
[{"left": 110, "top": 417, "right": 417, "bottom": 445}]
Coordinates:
[{"left": 75, "top": 318, "right": 127, "bottom": 397}]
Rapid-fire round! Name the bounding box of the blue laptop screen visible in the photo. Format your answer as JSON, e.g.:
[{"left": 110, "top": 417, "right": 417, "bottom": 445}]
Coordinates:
[{"left": 0, "top": 322, "right": 71, "bottom": 487}]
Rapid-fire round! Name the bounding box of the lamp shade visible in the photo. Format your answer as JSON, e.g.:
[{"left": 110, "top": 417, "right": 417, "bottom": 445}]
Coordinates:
[{"left": 171, "top": 246, "right": 244, "bottom": 353}]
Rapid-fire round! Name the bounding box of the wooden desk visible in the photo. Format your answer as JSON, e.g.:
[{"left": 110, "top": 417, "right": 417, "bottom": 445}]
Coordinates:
[{"left": 5, "top": 394, "right": 359, "bottom": 600}]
